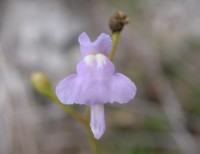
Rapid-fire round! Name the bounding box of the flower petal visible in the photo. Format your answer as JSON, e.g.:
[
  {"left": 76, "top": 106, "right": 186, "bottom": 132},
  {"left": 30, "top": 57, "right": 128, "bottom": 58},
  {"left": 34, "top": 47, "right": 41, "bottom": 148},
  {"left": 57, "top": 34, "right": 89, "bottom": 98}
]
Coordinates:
[
  {"left": 55, "top": 70, "right": 111, "bottom": 105},
  {"left": 78, "top": 32, "right": 91, "bottom": 46},
  {"left": 78, "top": 33, "right": 112, "bottom": 57},
  {"left": 55, "top": 74, "right": 81, "bottom": 104},
  {"left": 90, "top": 104, "right": 105, "bottom": 139},
  {"left": 56, "top": 72, "right": 136, "bottom": 105},
  {"left": 109, "top": 73, "right": 137, "bottom": 103},
  {"left": 79, "top": 44, "right": 96, "bottom": 57},
  {"left": 93, "top": 33, "right": 112, "bottom": 56}
]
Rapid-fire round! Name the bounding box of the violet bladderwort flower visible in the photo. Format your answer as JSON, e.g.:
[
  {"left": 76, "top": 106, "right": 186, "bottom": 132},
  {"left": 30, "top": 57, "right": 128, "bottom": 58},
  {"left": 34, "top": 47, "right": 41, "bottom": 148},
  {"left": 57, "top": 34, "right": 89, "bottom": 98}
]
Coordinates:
[{"left": 55, "top": 32, "right": 136, "bottom": 139}]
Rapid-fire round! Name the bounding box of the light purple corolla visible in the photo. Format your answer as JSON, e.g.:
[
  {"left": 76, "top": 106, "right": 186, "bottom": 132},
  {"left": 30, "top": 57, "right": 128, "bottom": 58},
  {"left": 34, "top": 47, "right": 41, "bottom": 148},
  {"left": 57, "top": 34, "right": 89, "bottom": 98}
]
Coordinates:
[{"left": 56, "top": 32, "right": 136, "bottom": 139}]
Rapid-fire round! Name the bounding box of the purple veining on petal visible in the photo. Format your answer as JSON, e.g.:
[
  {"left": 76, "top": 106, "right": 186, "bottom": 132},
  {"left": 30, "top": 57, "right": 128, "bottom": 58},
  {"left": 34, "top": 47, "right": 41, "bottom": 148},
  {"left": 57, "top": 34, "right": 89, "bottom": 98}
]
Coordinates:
[
  {"left": 78, "top": 32, "right": 112, "bottom": 57},
  {"left": 90, "top": 104, "right": 105, "bottom": 139}
]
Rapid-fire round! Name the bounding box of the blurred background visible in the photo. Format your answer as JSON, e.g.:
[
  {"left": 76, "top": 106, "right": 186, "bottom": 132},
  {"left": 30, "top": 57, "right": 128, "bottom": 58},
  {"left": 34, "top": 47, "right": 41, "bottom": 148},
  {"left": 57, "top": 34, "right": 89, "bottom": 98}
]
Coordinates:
[{"left": 0, "top": 0, "right": 200, "bottom": 154}]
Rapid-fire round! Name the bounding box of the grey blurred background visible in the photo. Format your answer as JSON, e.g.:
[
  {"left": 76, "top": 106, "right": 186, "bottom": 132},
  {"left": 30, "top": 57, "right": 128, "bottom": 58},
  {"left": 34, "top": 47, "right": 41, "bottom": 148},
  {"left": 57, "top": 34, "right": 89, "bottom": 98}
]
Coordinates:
[{"left": 0, "top": 0, "right": 200, "bottom": 154}]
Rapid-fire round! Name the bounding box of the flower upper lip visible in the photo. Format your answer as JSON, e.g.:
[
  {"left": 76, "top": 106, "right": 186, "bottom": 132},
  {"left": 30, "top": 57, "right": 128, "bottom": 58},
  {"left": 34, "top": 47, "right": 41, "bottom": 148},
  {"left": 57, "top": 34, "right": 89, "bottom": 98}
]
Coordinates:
[{"left": 78, "top": 32, "right": 112, "bottom": 57}]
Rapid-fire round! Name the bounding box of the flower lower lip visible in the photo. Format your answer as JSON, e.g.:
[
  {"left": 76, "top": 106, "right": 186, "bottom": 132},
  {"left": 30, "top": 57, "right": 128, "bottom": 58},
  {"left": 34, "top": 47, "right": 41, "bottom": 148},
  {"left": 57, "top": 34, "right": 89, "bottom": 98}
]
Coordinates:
[{"left": 90, "top": 104, "right": 105, "bottom": 139}]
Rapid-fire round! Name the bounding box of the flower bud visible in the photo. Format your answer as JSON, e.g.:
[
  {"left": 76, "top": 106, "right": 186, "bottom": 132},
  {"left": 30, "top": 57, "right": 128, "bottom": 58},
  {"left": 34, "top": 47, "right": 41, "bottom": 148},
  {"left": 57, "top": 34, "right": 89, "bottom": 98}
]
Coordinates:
[
  {"left": 31, "top": 72, "right": 52, "bottom": 96},
  {"left": 109, "top": 11, "right": 129, "bottom": 33}
]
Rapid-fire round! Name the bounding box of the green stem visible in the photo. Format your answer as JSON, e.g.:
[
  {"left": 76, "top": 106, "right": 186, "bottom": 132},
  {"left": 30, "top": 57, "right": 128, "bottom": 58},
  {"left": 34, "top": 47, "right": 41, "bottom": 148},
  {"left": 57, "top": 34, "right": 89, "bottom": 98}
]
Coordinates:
[
  {"left": 47, "top": 91, "right": 87, "bottom": 124},
  {"left": 85, "top": 106, "right": 90, "bottom": 121},
  {"left": 109, "top": 31, "right": 120, "bottom": 61}
]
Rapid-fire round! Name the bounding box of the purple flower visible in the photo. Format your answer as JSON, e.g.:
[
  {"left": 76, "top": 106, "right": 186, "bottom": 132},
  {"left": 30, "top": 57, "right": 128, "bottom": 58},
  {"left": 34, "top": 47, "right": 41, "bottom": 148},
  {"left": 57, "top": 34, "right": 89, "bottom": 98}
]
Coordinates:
[{"left": 56, "top": 32, "right": 136, "bottom": 139}]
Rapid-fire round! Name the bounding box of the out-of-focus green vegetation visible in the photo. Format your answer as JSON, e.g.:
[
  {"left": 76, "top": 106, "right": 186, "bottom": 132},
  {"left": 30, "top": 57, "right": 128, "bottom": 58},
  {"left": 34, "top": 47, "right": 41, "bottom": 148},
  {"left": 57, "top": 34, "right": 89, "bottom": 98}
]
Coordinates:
[{"left": 144, "top": 114, "right": 170, "bottom": 132}]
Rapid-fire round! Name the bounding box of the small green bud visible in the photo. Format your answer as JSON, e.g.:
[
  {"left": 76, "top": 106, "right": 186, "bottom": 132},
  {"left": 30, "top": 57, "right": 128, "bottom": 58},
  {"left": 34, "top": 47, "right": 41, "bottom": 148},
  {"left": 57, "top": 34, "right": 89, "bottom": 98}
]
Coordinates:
[{"left": 31, "top": 72, "right": 52, "bottom": 96}]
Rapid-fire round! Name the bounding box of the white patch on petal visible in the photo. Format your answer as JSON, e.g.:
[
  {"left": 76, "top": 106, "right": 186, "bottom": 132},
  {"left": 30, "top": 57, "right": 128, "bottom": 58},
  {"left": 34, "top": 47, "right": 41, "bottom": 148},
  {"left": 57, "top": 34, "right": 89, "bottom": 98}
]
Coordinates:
[
  {"left": 84, "top": 55, "right": 95, "bottom": 67},
  {"left": 90, "top": 104, "right": 105, "bottom": 139},
  {"left": 96, "top": 54, "right": 106, "bottom": 68}
]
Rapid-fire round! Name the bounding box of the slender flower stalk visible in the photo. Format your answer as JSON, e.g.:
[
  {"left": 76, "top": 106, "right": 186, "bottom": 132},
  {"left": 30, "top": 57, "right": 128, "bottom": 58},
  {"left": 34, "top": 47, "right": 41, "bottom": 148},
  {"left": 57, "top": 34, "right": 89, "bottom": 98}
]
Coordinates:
[
  {"left": 50, "top": 94, "right": 87, "bottom": 124},
  {"left": 109, "top": 31, "right": 120, "bottom": 61},
  {"left": 109, "top": 11, "right": 129, "bottom": 61}
]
